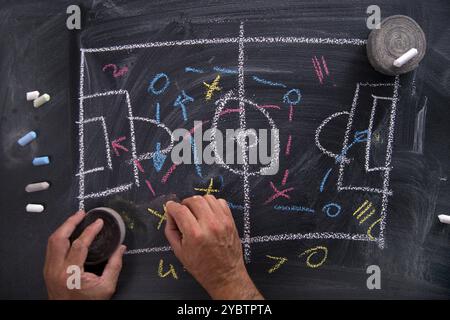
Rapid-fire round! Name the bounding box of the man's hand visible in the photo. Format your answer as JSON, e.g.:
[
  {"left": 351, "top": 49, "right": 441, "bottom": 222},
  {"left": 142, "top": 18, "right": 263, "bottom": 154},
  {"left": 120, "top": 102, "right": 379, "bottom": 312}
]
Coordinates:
[
  {"left": 165, "top": 195, "right": 263, "bottom": 300},
  {"left": 44, "top": 210, "right": 126, "bottom": 300}
]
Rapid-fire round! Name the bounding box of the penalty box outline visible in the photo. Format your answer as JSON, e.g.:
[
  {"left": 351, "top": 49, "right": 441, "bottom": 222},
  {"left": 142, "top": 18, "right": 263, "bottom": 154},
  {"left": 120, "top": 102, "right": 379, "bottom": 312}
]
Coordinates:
[{"left": 77, "top": 22, "right": 395, "bottom": 259}]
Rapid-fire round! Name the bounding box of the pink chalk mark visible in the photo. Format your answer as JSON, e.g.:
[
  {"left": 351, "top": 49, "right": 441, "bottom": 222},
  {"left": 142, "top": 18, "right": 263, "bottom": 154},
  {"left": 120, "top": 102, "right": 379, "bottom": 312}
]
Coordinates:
[
  {"left": 288, "top": 105, "right": 294, "bottom": 122},
  {"left": 219, "top": 108, "right": 240, "bottom": 116},
  {"left": 161, "top": 163, "right": 177, "bottom": 184},
  {"left": 285, "top": 135, "right": 292, "bottom": 156},
  {"left": 314, "top": 56, "right": 324, "bottom": 83},
  {"left": 111, "top": 136, "right": 129, "bottom": 156},
  {"left": 102, "top": 64, "right": 129, "bottom": 78},
  {"left": 264, "top": 181, "right": 294, "bottom": 205},
  {"left": 321, "top": 56, "right": 329, "bottom": 76},
  {"left": 282, "top": 169, "right": 289, "bottom": 186},
  {"left": 145, "top": 179, "right": 156, "bottom": 196},
  {"left": 312, "top": 57, "right": 323, "bottom": 84},
  {"left": 134, "top": 160, "right": 145, "bottom": 173}
]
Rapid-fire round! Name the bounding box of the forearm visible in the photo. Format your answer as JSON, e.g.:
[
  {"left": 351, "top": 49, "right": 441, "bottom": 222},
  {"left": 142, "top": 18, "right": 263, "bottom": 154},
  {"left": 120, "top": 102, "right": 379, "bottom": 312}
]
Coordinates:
[{"left": 205, "top": 268, "right": 264, "bottom": 300}]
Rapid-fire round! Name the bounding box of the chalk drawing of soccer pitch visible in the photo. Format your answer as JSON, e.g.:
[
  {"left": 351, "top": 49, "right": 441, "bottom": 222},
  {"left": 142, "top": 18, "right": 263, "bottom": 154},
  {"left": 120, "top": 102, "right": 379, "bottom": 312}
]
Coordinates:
[{"left": 77, "top": 22, "right": 400, "bottom": 261}]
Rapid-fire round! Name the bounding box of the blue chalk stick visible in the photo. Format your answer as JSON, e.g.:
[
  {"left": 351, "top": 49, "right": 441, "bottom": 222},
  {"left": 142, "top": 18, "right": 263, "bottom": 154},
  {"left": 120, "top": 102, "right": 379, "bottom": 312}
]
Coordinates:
[
  {"left": 17, "top": 131, "right": 37, "bottom": 146},
  {"left": 32, "top": 156, "right": 50, "bottom": 166}
]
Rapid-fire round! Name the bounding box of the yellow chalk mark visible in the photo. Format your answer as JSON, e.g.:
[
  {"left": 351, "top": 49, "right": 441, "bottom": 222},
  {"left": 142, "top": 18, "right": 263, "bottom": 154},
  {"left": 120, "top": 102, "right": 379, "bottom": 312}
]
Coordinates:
[
  {"left": 353, "top": 200, "right": 369, "bottom": 216},
  {"left": 266, "top": 255, "right": 288, "bottom": 273},
  {"left": 204, "top": 75, "right": 221, "bottom": 100},
  {"left": 299, "top": 246, "right": 328, "bottom": 268},
  {"left": 359, "top": 208, "right": 376, "bottom": 224},
  {"left": 194, "top": 188, "right": 219, "bottom": 193},
  {"left": 147, "top": 205, "right": 167, "bottom": 230},
  {"left": 194, "top": 178, "right": 218, "bottom": 195},
  {"left": 158, "top": 259, "right": 178, "bottom": 279},
  {"left": 367, "top": 218, "right": 382, "bottom": 240},
  {"left": 356, "top": 202, "right": 372, "bottom": 220}
]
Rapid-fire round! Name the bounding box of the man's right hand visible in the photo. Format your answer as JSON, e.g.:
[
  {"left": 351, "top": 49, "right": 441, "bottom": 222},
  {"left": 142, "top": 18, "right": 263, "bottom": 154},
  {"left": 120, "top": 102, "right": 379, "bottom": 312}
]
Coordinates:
[{"left": 164, "top": 195, "right": 263, "bottom": 300}]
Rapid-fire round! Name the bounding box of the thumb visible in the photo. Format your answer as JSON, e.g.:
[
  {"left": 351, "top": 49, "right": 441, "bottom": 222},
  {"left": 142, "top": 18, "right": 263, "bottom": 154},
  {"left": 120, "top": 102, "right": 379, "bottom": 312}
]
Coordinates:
[{"left": 102, "top": 245, "right": 126, "bottom": 288}]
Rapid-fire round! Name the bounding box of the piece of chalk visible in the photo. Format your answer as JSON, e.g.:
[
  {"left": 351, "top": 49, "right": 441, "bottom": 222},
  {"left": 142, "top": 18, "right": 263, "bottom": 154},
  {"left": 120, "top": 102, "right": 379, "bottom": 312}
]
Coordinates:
[
  {"left": 32, "top": 156, "right": 50, "bottom": 166},
  {"left": 25, "top": 182, "right": 50, "bottom": 193},
  {"left": 33, "top": 94, "right": 50, "bottom": 108},
  {"left": 438, "top": 214, "right": 450, "bottom": 225},
  {"left": 26, "top": 91, "right": 40, "bottom": 101},
  {"left": 26, "top": 204, "right": 45, "bottom": 213},
  {"left": 393, "top": 48, "right": 419, "bottom": 67},
  {"left": 17, "top": 131, "right": 37, "bottom": 146}
]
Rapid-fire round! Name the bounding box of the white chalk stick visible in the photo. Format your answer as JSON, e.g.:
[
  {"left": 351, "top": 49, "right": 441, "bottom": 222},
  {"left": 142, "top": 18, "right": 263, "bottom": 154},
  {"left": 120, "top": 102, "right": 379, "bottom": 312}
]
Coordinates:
[
  {"left": 26, "top": 91, "right": 40, "bottom": 101},
  {"left": 393, "top": 48, "right": 418, "bottom": 67},
  {"left": 438, "top": 214, "right": 450, "bottom": 225},
  {"left": 33, "top": 94, "right": 50, "bottom": 108},
  {"left": 26, "top": 204, "right": 45, "bottom": 213},
  {"left": 25, "top": 182, "right": 50, "bottom": 193}
]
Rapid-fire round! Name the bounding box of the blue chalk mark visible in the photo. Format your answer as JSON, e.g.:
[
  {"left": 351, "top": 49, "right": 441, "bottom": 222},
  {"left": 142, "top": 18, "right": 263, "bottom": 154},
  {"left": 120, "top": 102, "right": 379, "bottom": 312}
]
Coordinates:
[
  {"left": 354, "top": 130, "right": 369, "bottom": 143},
  {"left": 185, "top": 67, "right": 204, "bottom": 73},
  {"left": 152, "top": 142, "right": 167, "bottom": 172},
  {"left": 283, "top": 88, "right": 302, "bottom": 105},
  {"left": 33, "top": 156, "right": 50, "bottom": 166},
  {"left": 273, "top": 205, "right": 315, "bottom": 213},
  {"left": 218, "top": 175, "right": 224, "bottom": 189},
  {"left": 173, "top": 90, "right": 194, "bottom": 122},
  {"left": 252, "top": 76, "right": 287, "bottom": 88},
  {"left": 17, "top": 131, "right": 37, "bottom": 146},
  {"left": 320, "top": 168, "right": 333, "bottom": 192},
  {"left": 322, "top": 203, "right": 342, "bottom": 218},
  {"left": 155, "top": 102, "right": 160, "bottom": 124},
  {"left": 213, "top": 66, "right": 238, "bottom": 74},
  {"left": 335, "top": 130, "right": 370, "bottom": 163},
  {"left": 190, "top": 136, "right": 202, "bottom": 178},
  {"left": 228, "top": 202, "right": 245, "bottom": 210},
  {"left": 148, "top": 73, "right": 170, "bottom": 95}
]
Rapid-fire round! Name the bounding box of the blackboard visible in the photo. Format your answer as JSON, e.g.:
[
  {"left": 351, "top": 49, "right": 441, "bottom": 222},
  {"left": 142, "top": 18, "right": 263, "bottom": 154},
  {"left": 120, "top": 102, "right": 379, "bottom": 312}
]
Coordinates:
[{"left": 1, "top": 0, "right": 449, "bottom": 299}]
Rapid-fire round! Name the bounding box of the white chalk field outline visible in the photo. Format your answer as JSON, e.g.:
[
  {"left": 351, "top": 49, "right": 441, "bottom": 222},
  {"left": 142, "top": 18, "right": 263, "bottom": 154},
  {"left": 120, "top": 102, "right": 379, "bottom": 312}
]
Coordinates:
[
  {"left": 365, "top": 96, "right": 393, "bottom": 173},
  {"left": 125, "top": 232, "right": 376, "bottom": 255},
  {"left": 336, "top": 78, "right": 400, "bottom": 249},
  {"left": 81, "top": 116, "right": 113, "bottom": 170},
  {"left": 126, "top": 117, "right": 175, "bottom": 163},
  {"left": 77, "top": 23, "right": 396, "bottom": 257},
  {"left": 75, "top": 166, "right": 104, "bottom": 176}
]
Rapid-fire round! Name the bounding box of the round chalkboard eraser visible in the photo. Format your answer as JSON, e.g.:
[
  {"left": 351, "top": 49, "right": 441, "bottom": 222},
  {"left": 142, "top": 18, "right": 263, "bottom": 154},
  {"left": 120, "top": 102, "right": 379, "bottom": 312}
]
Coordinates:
[
  {"left": 367, "top": 15, "right": 426, "bottom": 76},
  {"left": 70, "top": 207, "right": 126, "bottom": 265}
]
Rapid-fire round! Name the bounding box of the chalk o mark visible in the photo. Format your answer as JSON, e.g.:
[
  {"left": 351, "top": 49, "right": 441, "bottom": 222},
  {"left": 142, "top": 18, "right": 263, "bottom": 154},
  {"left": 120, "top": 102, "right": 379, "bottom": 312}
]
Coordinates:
[
  {"left": 283, "top": 88, "right": 301, "bottom": 105},
  {"left": 148, "top": 73, "right": 170, "bottom": 95},
  {"left": 299, "top": 246, "right": 328, "bottom": 268},
  {"left": 322, "top": 203, "right": 342, "bottom": 218}
]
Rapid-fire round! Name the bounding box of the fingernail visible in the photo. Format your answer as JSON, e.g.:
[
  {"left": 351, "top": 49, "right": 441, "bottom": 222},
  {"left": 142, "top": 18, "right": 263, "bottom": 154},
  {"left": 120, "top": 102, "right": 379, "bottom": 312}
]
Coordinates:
[
  {"left": 95, "top": 218, "right": 104, "bottom": 225},
  {"left": 166, "top": 200, "right": 175, "bottom": 206},
  {"left": 120, "top": 245, "right": 127, "bottom": 253},
  {"left": 76, "top": 210, "right": 85, "bottom": 216}
]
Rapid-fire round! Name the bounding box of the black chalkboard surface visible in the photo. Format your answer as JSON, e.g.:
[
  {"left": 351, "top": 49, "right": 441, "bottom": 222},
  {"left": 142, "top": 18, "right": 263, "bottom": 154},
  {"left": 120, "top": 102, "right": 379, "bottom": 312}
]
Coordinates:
[{"left": 1, "top": 0, "right": 449, "bottom": 299}]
